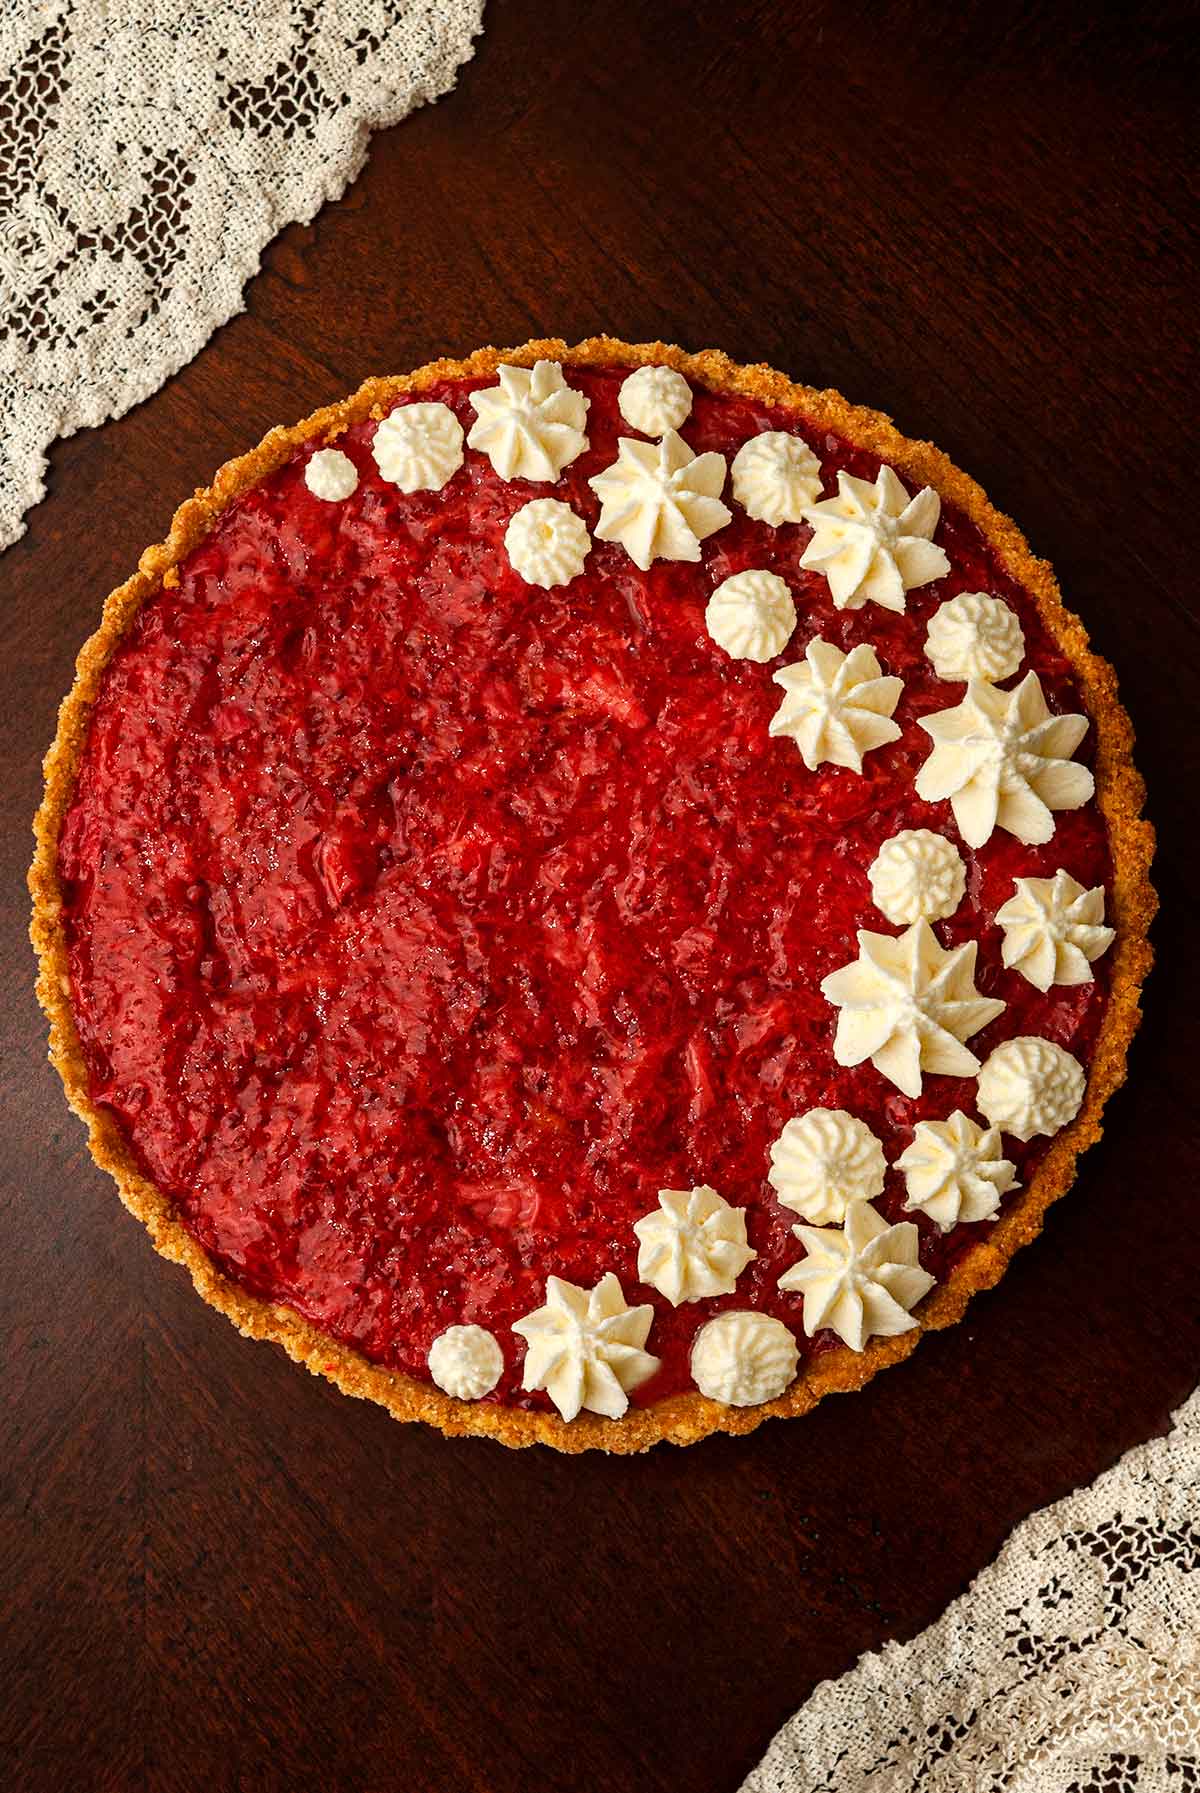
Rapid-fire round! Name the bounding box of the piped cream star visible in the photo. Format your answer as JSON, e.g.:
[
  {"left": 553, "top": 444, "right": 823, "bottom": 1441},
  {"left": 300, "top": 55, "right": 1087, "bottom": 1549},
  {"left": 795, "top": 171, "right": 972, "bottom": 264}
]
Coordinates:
[
  {"left": 690, "top": 1312, "right": 799, "bottom": 1405},
  {"left": 820, "top": 920, "right": 1007, "bottom": 1098},
  {"left": 705, "top": 569, "right": 797, "bottom": 662},
  {"left": 897, "top": 1110, "right": 1018, "bottom": 1230},
  {"left": 915, "top": 672, "right": 1094, "bottom": 849},
  {"left": 769, "top": 638, "right": 903, "bottom": 773},
  {"left": 778, "top": 1202, "right": 934, "bottom": 1351},
  {"left": 633, "top": 1185, "right": 756, "bottom": 1306},
  {"left": 373, "top": 402, "right": 464, "bottom": 492},
  {"left": 799, "top": 465, "right": 950, "bottom": 612},
  {"left": 504, "top": 498, "right": 591, "bottom": 588},
  {"left": 731, "top": 430, "right": 823, "bottom": 525},
  {"left": 925, "top": 591, "right": 1024, "bottom": 683},
  {"left": 868, "top": 829, "right": 966, "bottom": 926},
  {"left": 512, "top": 1272, "right": 659, "bottom": 1422},
  {"left": 976, "top": 1036, "right": 1086, "bottom": 1141},
  {"left": 588, "top": 430, "right": 731, "bottom": 569},
  {"left": 467, "top": 360, "right": 590, "bottom": 482},
  {"left": 767, "top": 1108, "right": 886, "bottom": 1225},
  {"left": 995, "top": 870, "right": 1114, "bottom": 991},
  {"left": 618, "top": 365, "right": 693, "bottom": 436}
]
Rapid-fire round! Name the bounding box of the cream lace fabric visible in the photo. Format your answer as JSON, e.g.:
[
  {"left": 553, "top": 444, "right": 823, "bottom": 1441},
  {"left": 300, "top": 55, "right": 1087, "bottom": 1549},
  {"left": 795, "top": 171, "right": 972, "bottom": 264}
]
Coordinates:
[
  {"left": 0, "top": 0, "right": 484, "bottom": 550},
  {"left": 744, "top": 1387, "right": 1200, "bottom": 1792}
]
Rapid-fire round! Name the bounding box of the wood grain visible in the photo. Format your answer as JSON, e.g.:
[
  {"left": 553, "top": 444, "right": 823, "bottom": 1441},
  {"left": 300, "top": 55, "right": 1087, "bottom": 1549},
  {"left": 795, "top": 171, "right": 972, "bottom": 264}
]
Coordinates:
[{"left": 2, "top": 4, "right": 1197, "bottom": 1789}]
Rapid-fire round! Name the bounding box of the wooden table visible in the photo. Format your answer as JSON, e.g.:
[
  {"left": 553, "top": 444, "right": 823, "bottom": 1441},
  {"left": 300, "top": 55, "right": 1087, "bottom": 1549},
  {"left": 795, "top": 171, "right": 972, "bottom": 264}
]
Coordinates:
[{"left": 4, "top": 5, "right": 1197, "bottom": 1788}]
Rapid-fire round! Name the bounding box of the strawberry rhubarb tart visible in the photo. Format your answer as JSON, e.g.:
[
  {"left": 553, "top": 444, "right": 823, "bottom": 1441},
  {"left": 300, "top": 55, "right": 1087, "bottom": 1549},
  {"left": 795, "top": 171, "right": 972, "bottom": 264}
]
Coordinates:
[{"left": 31, "top": 338, "right": 1154, "bottom": 1451}]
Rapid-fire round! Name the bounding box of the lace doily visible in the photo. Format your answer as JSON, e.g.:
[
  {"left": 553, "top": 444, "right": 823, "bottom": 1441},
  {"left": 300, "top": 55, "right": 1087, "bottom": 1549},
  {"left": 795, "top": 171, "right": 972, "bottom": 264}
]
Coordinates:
[
  {"left": 743, "top": 1387, "right": 1200, "bottom": 1792},
  {"left": 0, "top": 0, "right": 484, "bottom": 551}
]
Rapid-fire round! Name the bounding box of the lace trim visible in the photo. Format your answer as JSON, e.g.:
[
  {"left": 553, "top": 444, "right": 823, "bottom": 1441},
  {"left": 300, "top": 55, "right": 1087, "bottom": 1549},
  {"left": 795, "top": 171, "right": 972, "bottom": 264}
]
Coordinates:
[
  {"left": 743, "top": 1388, "right": 1200, "bottom": 1792},
  {"left": 0, "top": 0, "right": 484, "bottom": 549}
]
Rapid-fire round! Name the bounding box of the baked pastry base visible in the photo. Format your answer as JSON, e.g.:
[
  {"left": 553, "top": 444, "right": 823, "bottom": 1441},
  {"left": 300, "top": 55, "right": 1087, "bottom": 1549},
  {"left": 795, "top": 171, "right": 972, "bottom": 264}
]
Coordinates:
[{"left": 29, "top": 338, "right": 1156, "bottom": 1451}]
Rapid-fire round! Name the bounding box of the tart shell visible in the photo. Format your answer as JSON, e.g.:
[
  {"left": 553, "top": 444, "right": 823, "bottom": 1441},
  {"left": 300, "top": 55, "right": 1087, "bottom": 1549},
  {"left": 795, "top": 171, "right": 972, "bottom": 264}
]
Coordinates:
[{"left": 29, "top": 337, "right": 1156, "bottom": 1452}]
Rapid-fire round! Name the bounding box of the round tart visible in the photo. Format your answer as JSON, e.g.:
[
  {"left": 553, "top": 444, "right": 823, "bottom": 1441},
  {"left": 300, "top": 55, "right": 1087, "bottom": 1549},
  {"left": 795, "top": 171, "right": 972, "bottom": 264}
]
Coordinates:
[{"left": 30, "top": 338, "right": 1155, "bottom": 1452}]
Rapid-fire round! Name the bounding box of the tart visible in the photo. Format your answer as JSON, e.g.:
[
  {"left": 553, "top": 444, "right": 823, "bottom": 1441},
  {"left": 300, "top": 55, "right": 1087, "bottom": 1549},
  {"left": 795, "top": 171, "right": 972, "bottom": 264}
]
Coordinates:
[{"left": 30, "top": 337, "right": 1155, "bottom": 1452}]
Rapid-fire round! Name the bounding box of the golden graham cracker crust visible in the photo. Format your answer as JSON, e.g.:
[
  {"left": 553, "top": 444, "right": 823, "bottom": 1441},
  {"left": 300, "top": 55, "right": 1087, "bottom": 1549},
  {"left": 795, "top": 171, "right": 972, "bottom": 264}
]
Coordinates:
[{"left": 29, "top": 338, "right": 1156, "bottom": 1452}]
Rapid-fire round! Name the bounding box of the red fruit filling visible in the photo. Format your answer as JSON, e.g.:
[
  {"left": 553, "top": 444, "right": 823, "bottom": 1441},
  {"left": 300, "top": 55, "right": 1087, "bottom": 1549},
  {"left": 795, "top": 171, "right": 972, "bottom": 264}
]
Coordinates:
[{"left": 57, "top": 367, "right": 1112, "bottom": 1409}]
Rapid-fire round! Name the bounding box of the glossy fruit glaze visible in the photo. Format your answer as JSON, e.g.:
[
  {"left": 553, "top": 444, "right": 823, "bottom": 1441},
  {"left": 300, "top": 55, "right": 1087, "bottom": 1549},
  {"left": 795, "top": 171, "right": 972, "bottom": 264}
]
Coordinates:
[{"left": 58, "top": 366, "right": 1113, "bottom": 1409}]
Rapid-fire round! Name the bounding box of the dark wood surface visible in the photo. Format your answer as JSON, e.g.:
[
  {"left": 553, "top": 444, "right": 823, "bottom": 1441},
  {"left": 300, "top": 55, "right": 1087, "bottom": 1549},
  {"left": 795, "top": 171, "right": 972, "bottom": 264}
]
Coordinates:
[{"left": 3, "top": 5, "right": 1198, "bottom": 1789}]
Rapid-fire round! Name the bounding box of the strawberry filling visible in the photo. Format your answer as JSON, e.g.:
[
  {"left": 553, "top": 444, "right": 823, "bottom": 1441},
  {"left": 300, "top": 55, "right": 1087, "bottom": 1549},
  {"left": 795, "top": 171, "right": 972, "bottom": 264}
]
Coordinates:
[{"left": 57, "top": 369, "right": 1112, "bottom": 1408}]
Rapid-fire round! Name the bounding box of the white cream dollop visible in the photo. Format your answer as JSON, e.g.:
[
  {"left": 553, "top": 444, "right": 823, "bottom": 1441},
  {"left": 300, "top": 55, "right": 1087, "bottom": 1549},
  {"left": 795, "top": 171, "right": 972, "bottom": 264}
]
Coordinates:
[
  {"left": 821, "top": 920, "right": 1006, "bottom": 1099},
  {"left": 504, "top": 497, "right": 591, "bottom": 588},
  {"left": 778, "top": 1202, "right": 935, "bottom": 1352},
  {"left": 767, "top": 1108, "right": 886, "bottom": 1225},
  {"left": 995, "top": 870, "right": 1115, "bottom": 991},
  {"left": 690, "top": 1311, "right": 799, "bottom": 1406},
  {"left": 925, "top": 591, "right": 1025, "bottom": 683},
  {"left": 304, "top": 447, "right": 358, "bottom": 501},
  {"left": 467, "top": 360, "right": 590, "bottom": 482},
  {"left": 769, "top": 639, "right": 903, "bottom": 773},
  {"left": 868, "top": 829, "right": 966, "bottom": 925},
  {"left": 731, "top": 430, "right": 823, "bottom": 525},
  {"left": 588, "top": 429, "right": 731, "bottom": 569},
  {"left": 511, "top": 1272, "right": 659, "bottom": 1422},
  {"left": 373, "top": 401, "right": 465, "bottom": 493},
  {"left": 799, "top": 465, "right": 950, "bottom": 612},
  {"left": 618, "top": 364, "right": 693, "bottom": 436},
  {"left": 705, "top": 569, "right": 797, "bottom": 662},
  {"left": 633, "top": 1185, "right": 756, "bottom": 1306},
  {"left": 976, "top": 1036, "right": 1086, "bottom": 1142},
  {"left": 915, "top": 671, "right": 1094, "bottom": 850},
  {"left": 427, "top": 1324, "right": 504, "bottom": 1399},
  {"left": 897, "top": 1110, "right": 1019, "bottom": 1230}
]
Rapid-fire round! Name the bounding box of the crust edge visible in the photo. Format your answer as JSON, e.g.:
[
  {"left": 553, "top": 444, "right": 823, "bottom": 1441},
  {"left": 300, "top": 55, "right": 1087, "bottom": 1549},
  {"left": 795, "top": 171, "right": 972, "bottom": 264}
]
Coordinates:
[{"left": 29, "top": 335, "right": 1157, "bottom": 1454}]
